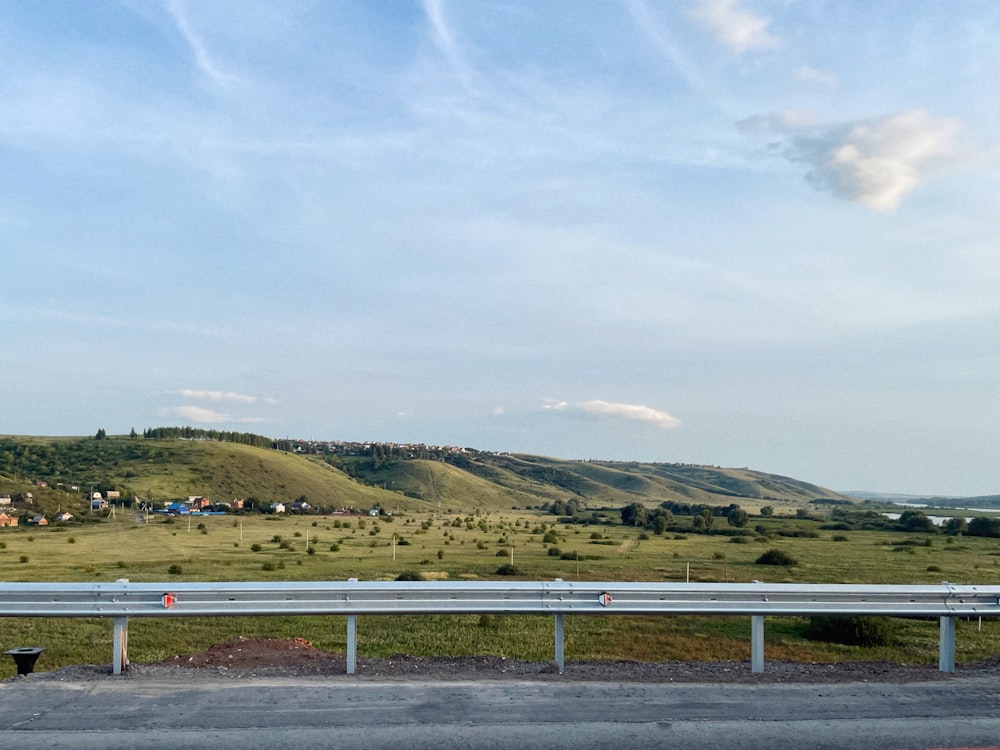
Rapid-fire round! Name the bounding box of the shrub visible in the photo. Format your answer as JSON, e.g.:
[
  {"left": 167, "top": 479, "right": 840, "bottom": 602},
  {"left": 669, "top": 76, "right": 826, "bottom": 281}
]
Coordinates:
[
  {"left": 329, "top": 544, "right": 340, "bottom": 552},
  {"left": 19, "top": 555, "right": 29, "bottom": 563},
  {"left": 926, "top": 565, "right": 942, "bottom": 572},
  {"left": 496, "top": 563, "right": 523, "bottom": 576},
  {"left": 548, "top": 547, "right": 562, "bottom": 557},
  {"left": 756, "top": 548, "right": 798, "bottom": 566},
  {"left": 261, "top": 561, "right": 277, "bottom": 571},
  {"left": 168, "top": 564, "right": 182, "bottom": 575},
  {"left": 832, "top": 535, "right": 850, "bottom": 542},
  {"left": 638, "top": 532, "right": 650, "bottom": 540},
  {"left": 395, "top": 571, "right": 424, "bottom": 581},
  {"left": 68, "top": 536, "right": 76, "bottom": 544},
  {"left": 729, "top": 536, "right": 749, "bottom": 544},
  {"left": 250, "top": 543, "right": 262, "bottom": 552},
  {"left": 804, "top": 616, "right": 900, "bottom": 647}
]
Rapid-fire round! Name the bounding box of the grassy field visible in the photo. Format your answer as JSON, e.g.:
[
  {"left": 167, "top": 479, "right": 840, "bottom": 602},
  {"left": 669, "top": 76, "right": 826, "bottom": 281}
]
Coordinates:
[{"left": 3, "top": 508, "right": 1000, "bottom": 678}]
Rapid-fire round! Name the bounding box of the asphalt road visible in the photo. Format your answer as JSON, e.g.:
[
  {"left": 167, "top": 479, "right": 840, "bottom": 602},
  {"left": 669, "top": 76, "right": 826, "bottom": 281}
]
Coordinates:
[{"left": 2, "top": 674, "right": 1000, "bottom": 750}]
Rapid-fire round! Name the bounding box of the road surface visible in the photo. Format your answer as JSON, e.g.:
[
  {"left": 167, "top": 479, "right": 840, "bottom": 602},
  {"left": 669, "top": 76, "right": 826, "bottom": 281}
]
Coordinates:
[{"left": 2, "top": 673, "right": 999, "bottom": 749}]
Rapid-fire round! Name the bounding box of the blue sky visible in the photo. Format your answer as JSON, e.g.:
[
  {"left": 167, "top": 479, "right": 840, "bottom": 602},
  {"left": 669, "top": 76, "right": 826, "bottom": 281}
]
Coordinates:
[{"left": 3, "top": 1, "right": 999, "bottom": 496}]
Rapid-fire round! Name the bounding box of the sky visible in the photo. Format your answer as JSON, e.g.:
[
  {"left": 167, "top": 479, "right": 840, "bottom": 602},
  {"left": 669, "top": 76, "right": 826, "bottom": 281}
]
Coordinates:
[{"left": 3, "top": 1, "right": 999, "bottom": 496}]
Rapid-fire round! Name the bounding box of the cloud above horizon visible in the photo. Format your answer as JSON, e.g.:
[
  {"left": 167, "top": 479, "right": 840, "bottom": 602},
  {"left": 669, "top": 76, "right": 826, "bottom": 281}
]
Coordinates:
[
  {"left": 688, "top": 0, "right": 777, "bottom": 54},
  {"left": 161, "top": 405, "right": 268, "bottom": 425},
  {"left": 179, "top": 389, "right": 277, "bottom": 405},
  {"left": 741, "top": 109, "right": 960, "bottom": 211},
  {"left": 543, "top": 399, "right": 681, "bottom": 428}
]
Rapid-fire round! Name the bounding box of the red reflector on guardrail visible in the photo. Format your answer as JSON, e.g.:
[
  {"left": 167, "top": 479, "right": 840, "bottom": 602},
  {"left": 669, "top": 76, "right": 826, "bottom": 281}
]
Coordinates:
[{"left": 162, "top": 593, "right": 176, "bottom": 609}]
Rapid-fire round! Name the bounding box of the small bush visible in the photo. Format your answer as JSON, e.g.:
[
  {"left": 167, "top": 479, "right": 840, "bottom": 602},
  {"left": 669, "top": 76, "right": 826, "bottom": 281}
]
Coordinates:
[
  {"left": 832, "top": 534, "right": 850, "bottom": 542},
  {"left": 395, "top": 571, "right": 424, "bottom": 581},
  {"left": 804, "top": 616, "right": 900, "bottom": 647},
  {"left": 729, "top": 536, "right": 749, "bottom": 544},
  {"left": 638, "top": 532, "right": 650, "bottom": 540},
  {"left": 250, "top": 543, "right": 262, "bottom": 552},
  {"left": 329, "top": 543, "right": 340, "bottom": 552},
  {"left": 68, "top": 536, "right": 76, "bottom": 544},
  {"left": 926, "top": 565, "right": 942, "bottom": 572},
  {"left": 548, "top": 547, "right": 562, "bottom": 557},
  {"left": 168, "top": 564, "right": 182, "bottom": 575},
  {"left": 496, "top": 563, "right": 523, "bottom": 576},
  {"left": 756, "top": 548, "right": 798, "bottom": 566},
  {"left": 261, "top": 561, "right": 277, "bottom": 571},
  {"left": 19, "top": 555, "right": 29, "bottom": 563}
]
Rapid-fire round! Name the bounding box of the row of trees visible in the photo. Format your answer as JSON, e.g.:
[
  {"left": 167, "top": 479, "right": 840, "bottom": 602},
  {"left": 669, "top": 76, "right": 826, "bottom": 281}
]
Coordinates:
[{"left": 620, "top": 502, "right": 751, "bottom": 533}]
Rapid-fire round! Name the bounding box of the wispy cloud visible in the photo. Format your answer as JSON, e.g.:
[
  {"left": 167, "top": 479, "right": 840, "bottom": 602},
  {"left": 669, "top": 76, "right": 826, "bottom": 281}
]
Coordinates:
[
  {"left": 740, "top": 109, "right": 961, "bottom": 211},
  {"left": 162, "top": 0, "right": 242, "bottom": 89},
  {"left": 420, "top": 0, "right": 478, "bottom": 95},
  {"left": 795, "top": 65, "right": 839, "bottom": 88},
  {"left": 160, "top": 405, "right": 270, "bottom": 425},
  {"left": 161, "top": 405, "right": 230, "bottom": 424},
  {"left": 543, "top": 399, "right": 680, "bottom": 428},
  {"left": 688, "top": 0, "right": 777, "bottom": 54},
  {"left": 179, "top": 389, "right": 274, "bottom": 404}
]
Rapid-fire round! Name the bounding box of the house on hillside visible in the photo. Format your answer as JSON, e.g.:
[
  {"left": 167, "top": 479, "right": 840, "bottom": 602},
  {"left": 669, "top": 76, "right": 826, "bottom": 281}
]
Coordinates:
[
  {"left": 290, "top": 499, "right": 312, "bottom": 513},
  {"left": 165, "top": 502, "right": 191, "bottom": 515},
  {"left": 54, "top": 512, "right": 75, "bottom": 523},
  {"left": 0, "top": 494, "right": 11, "bottom": 506},
  {"left": 270, "top": 502, "right": 286, "bottom": 514},
  {"left": 0, "top": 511, "right": 18, "bottom": 527},
  {"left": 28, "top": 515, "right": 48, "bottom": 526}
]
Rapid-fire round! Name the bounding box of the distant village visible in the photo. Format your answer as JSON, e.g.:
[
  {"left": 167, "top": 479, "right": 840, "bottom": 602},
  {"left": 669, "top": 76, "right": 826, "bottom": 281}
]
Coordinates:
[{"left": 0, "top": 440, "right": 493, "bottom": 528}]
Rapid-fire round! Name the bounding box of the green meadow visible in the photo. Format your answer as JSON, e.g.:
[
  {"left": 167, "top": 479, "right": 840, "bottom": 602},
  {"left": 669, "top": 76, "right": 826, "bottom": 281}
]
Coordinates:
[{"left": 3, "top": 508, "right": 1000, "bottom": 678}]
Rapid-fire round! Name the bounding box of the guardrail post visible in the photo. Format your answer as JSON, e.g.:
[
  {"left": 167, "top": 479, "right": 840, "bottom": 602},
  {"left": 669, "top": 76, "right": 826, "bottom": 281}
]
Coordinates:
[
  {"left": 112, "top": 617, "right": 129, "bottom": 675},
  {"left": 554, "top": 614, "right": 565, "bottom": 674},
  {"left": 939, "top": 616, "right": 956, "bottom": 672},
  {"left": 751, "top": 615, "right": 765, "bottom": 673},
  {"left": 346, "top": 615, "right": 357, "bottom": 675}
]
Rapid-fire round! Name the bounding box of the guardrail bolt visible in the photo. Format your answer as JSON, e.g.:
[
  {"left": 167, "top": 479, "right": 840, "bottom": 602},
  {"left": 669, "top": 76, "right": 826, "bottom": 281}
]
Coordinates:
[{"left": 5, "top": 647, "right": 45, "bottom": 676}]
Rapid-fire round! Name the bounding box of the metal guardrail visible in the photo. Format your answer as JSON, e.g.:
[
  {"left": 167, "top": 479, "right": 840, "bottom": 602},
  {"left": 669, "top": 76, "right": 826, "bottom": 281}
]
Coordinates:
[{"left": 2, "top": 580, "right": 999, "bottom": 675}]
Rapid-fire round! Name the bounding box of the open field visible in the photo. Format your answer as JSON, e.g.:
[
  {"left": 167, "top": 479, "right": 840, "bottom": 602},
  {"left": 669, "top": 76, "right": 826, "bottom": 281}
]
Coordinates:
[{"left": 3, "top": 508, "right": 1000, "bottom": 678}]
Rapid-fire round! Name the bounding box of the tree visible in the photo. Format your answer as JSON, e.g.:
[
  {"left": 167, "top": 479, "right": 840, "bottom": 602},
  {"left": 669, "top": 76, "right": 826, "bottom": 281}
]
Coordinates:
[
  {"left": 943, "top": 517, "right": 967, "bottom": 535},
  {"left": 727, "top": 508, "right": 749, "bottom": 528},
  {"left": 652, "top": 510, "right": 672, "bottom": 535},
  {"left": 760, "top": 506, "right": 774, "bottom": 517},
  {"left": 968, "top": 516, "right": 1000, "bottom": 538},
  {"left": 95, "top": 428, "right": 107, "bottom": 440},
  {"left": 621, "top": 502, "right": 649, "bottom": 527}
]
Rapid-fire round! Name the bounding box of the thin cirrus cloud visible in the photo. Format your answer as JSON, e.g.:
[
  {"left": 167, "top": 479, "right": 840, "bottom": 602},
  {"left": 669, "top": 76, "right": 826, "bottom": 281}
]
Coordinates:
[
  {"left": 688, "top": 0, "right": 777, "bottom": 54},
  {"left": 179, "top": 389, "right": 277, "bottom": 405},
  {"left": 543, "top": 399, "right": 681, "bottom": 429},
  {"left": 161, "top": 406, "right": 269, "bottom": 425},
  {"left": 740, "top": 109, "right": 961, "bottom": 212}
]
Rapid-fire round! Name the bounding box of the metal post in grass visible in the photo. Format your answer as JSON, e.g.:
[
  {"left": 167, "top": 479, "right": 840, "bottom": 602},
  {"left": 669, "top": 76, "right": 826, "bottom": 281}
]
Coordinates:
[
  {"left": 939, "top": 616, "right": 956, "bottom": 673},
  {"left": 554, "top": 614, "right": 565, "bottom": 674},
  {"left": 113, "top": 617, "right": 129, "bottom": 675},
  {"left": 751, "top": 615, "right": 765, "bottom": 673},
  {"left": 346, "top": 615, "right": 357, "bottom": 675}
]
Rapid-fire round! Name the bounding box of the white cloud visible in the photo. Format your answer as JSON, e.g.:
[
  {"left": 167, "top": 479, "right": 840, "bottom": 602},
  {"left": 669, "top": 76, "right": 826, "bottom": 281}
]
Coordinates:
[
  {"left": 742, "top": 109, "right": 961, "bottom": 212},
  {"left": 542, "top": 399, "right": 680, "bottom": 428},
  {"left": 180, "top": 389, "right": 258, "bottom": 403},
  {"left": 161, "top": 405, "right": 230, "bottom": 424},
  {"left": 162, "top": 0, "right": 242, "bottom": 89},
  {"left": 688, "top": 0, "right": 777, "bottom": 54},
  {"left": 795, "top": 65, "right": 839, "bottom": 88}
]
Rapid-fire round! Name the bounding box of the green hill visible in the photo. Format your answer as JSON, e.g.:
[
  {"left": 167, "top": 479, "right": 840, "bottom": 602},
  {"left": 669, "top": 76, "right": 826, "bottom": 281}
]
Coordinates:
[{"left": 0, "top": 433, "right": 852, "bottom": 518}]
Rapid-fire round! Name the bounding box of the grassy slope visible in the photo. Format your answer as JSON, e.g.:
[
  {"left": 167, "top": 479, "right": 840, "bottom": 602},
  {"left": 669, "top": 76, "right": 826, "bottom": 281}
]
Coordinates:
[{"left": 0, "top": 435, "right": 852, "bottom": 519}]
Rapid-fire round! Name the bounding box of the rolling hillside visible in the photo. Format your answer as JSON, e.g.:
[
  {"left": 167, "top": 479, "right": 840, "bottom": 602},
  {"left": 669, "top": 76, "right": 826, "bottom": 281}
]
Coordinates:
[{"left": 0, "top": 433, "right": 853, "bottom": 517}]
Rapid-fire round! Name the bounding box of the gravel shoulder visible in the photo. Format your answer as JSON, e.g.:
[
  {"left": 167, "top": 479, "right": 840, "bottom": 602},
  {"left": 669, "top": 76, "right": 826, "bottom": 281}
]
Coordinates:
[{"left": 12, "top": 637, "right": 1000, "bottom": 685}]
